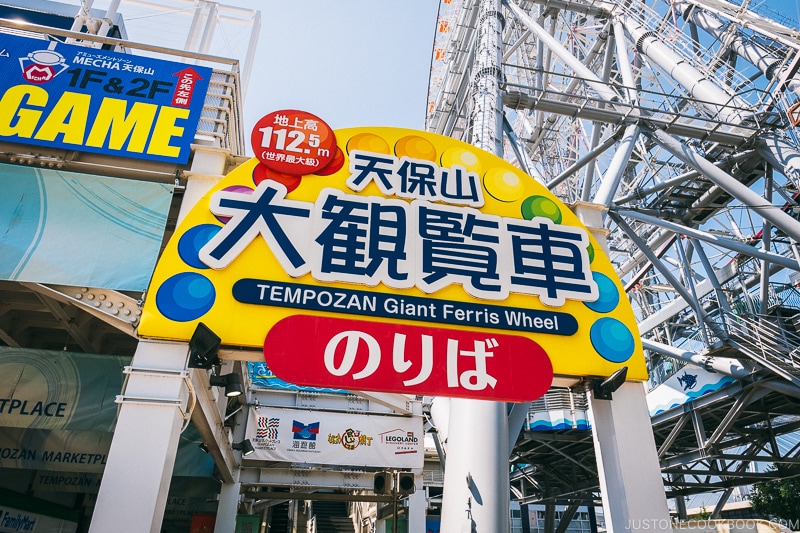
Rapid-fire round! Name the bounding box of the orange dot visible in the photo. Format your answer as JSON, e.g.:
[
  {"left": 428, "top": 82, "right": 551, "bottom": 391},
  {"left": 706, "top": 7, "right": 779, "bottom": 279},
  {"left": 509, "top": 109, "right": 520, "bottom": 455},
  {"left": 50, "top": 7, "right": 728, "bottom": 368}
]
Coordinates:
[
  {"left": 346, "top": 133, "right": 390, "bottom": 154},
  {"left": 395, "top": 135, "right": 437, "bottom": 162}
]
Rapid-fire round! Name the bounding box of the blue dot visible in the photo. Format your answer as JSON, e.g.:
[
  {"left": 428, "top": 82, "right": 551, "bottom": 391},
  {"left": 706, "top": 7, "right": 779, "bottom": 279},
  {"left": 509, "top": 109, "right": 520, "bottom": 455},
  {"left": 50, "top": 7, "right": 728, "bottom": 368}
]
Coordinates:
[
  {"left": 178, "top": 224, "right": 221, "bottom": 269},
  {"left": 584, "top": 272, "right": 620, "bottom": 313},
  {"left": 590, "top": 317, "right": 635, "bottom": 363},
  {"left": 156, "top": 272, "right": 215, "bottom": 322}
]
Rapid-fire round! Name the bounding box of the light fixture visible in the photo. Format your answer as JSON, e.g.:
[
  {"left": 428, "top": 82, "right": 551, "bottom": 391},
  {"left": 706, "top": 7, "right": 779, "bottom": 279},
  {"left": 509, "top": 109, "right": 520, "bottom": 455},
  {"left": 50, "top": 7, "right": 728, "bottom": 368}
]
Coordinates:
[
  {"left": 373, "top": 471, "right": 391, "bottom": 494},
  {"left": 209, "top": 372, "right": 243, "bottom": 397},
  {"left": 592, "top": 366, "right": 628, "bottom": 400},
  {"left": 233, "top": 439, "right": 255, "bottom": 456},
  {"left": 397, "top": 471, "right": 416, "bottom": 494},
  {"left": 188, "top": 322, "right": 221, "bottom": 369}
]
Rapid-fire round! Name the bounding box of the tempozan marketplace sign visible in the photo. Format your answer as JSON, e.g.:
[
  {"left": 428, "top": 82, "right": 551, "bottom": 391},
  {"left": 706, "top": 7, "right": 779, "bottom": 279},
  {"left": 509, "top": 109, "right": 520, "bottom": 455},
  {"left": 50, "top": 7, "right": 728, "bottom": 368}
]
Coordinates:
[{"left": 139, "top": 109, "right": 645, "bottom": 402}]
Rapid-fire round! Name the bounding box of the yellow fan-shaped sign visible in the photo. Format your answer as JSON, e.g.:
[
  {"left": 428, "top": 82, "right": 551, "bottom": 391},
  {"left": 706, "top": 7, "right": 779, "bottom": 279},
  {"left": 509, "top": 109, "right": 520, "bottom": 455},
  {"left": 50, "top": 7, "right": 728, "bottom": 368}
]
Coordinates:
[{"left": 139, "top": 121, "right": 646, "bottom": 382}]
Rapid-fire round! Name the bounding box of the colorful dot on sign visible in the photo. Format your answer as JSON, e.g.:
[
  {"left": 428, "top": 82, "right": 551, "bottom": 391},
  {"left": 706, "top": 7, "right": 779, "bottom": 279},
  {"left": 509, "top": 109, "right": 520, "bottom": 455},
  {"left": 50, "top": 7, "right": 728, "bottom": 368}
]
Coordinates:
[
  {"left": 253, "top": 164, "right": 301, "bottom": 192},
  {"left": 521, "top": 195, "right": 563, "bottom": 224},
  {"left": 213, "top": 185, "right": 254, "bottom": 224},
  {"left": 177, "top": 224, "right": 221, "bottom": 269},
  {"left": 314, "top": 146, "right": 345, "bottom": 176},
  {"left": 483, "top": 168, "right": 525, "bottom": 202},
  {"left": 395, "top": 135, "right": 437, "bottom": 161},
  {"left": 587, "top": 242, "right": 595, "bottom": 263},
  {"left": 346, "top": 133, "right": 390, "bottom": 154},
  {"left": 584, "top": 272, "right": 620, "bottom": 313},
  {"left": 155, "top": 272, "right": 216, "bottom": 322},
  {"left": 590, "top": 317, "right": 635, "bottom": 363},
  {"left": 439, "top": 147, "right": 482, "bottom": 174}
]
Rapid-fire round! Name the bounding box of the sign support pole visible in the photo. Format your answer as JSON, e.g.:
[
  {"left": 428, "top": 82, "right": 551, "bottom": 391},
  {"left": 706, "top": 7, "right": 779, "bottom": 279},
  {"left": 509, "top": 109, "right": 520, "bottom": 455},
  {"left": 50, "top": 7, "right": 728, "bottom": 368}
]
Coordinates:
[
  {"left": 587, "top": 383, "right": 672, "bottom": 532},
  {"left": 575, "top": 202, "right": 672, "bottom": 532},
  {"left": 408, "top": 475, "right": 426, "bottom": 532},
  {"left": 215, "top": 470, "right": 241, "bottom": 533},
  {"left": 393, "top": 474, "right": 399, "bottom": 533},
  {"left": 441, "top": 1, "right": 508, "bottom": 532},
  {"left": 88, "top": 340, "right": 190, "bottom": 533}
]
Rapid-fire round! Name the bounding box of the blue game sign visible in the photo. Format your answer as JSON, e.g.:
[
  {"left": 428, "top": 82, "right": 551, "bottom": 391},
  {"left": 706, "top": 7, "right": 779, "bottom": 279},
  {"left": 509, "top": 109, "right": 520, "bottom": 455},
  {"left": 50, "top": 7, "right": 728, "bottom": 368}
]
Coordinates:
[{"left": 0, "top": 33, "right": 212, "bottom": 164}]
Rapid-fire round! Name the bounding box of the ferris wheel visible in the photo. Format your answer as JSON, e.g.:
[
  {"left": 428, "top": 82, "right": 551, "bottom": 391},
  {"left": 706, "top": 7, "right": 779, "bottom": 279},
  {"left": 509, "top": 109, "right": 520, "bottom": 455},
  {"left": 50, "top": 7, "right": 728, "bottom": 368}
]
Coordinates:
[{"left": 427, "top": 0, "right": 800, "bottom": 518}]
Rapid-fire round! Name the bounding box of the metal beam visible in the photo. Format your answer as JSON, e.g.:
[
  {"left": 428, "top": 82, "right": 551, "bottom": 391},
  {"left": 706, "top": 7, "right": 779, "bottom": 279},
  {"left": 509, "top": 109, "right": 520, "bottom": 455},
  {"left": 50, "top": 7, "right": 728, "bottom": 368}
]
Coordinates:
[
  {"left": 352, "top": 392, "right": 419, "bottom": 415},
  {"left": 614, "top": 208, "right": 800, "bottom": 271},
  {"left": 239, "top": 466, "right": 384, "bottom": 490},
  {"left": 245, "top": 491, "right": 393, "bottom": 503},
  {"left": 504, "top": 0, "right": 621, "bottom": 103},
  {"left": 19, "top": 282, "right": 140, "bottom": 334},
  {"left": 637, "top": 262, "right": 738, "bottom": 334},
  {"left": 610, "top": 214, "right": 711, "bottom": 324},
  {"left": 704, "top": 387, "right": 767, "bottom": 448},
  {"left": 0, "top": 327, "right": 20, "bottom": 347},
  {"left": 503, "top": 91, "right": 755, "bottom": 145},
  {"left": 691, "top": 408, "right": 708, "bottom": 450},
  {"left": 648, "top": 128, "right": 800, "bottom": 245},
  {"left": 540, "top": 440, "right": 598, "bottom": 475},
  {"left": 660, "top": 439, "right": 770, "bottom": 469},
  {"left": 524, "top": 0, "right": 609, "bottom": 17},
  {"left": 710, "top": 454, "right": 800, "bottom": 464},
  {"left": 25, "top": 289, "right": 95, "bottom": 352},
  {"left": 711, "top": 487, "right": 735, "bottom": 519},
  {"left": 661, "top": 468, "right": 780, "bottom": 480},
  {"left": 555, "top": 502, "right": 582, "bottom": 533},
  {"left": 546, "top": 128, "right": 624, "bottom": 190},
  {"left": 657, "top": 413, "right": 689, "bottom": 459},
  {"left": 190, "top": 368, "right": 238, "bottom": 484},
  {"left": 613, "top": 150, "right": 757, "bottom": 205}
]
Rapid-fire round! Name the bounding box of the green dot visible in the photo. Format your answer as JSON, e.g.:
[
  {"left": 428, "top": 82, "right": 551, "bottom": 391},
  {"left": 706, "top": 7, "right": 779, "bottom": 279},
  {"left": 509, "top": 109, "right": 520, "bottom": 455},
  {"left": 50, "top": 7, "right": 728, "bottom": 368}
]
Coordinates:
[
  {"left": 521, "top": 195, "right": 562, "bottom": 223},
  {"left": 587, "top": 242, "right": 595, "bottom": 263}
]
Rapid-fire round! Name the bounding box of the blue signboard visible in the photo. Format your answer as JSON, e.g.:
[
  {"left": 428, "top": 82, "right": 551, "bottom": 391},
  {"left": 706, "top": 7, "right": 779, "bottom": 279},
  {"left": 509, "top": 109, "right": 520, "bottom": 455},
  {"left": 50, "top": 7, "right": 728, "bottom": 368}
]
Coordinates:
[{"left": 0, "top": 33, "right": 212, "bottom": 164}]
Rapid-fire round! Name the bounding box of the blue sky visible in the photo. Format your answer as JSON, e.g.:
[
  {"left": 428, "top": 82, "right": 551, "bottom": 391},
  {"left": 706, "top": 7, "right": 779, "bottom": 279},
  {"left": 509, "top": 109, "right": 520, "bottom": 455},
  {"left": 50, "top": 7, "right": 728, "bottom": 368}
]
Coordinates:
[
  {"left": 75, "top": 0, "right": 799, "bottom": 140},
  {"left": 240, "top": 1, "right": 440, "bottom": 133},
  {"left": 76, "top": 0, "right": 439, "bottom": 134},
  {"left": 753, "top": 0, "right": 800, "bottom": 24}
]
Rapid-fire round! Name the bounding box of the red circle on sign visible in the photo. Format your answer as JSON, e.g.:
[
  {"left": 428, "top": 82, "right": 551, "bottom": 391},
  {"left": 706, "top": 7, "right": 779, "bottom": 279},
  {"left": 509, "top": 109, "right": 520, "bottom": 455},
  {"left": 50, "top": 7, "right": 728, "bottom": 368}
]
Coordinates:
[
  {"left": 252, "top": 163, "right": 302, "bottom": 192},
  {"left": 250, "top": 109, "right": 336, "bottom": 176},
  {"left": 313, "top": 146, "right": 345, "bottom": 176}
]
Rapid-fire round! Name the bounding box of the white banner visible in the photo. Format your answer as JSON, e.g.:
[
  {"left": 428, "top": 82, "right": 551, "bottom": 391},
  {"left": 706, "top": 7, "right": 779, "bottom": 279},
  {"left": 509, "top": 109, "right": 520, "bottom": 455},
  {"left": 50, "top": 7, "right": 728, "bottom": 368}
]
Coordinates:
[
  {"left": 647, "top": 363, "right": 735, "bottom": 416},
  {"left": 244, "top": 407, "right": 424, "bottom": 469},
  {"left": 0, "top": 164, "right": 172, "bottom": 291}
]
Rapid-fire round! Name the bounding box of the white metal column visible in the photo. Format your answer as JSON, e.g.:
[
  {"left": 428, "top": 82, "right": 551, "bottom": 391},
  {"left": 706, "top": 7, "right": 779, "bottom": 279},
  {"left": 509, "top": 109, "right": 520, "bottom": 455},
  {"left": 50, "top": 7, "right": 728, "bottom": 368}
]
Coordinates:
[
  {"left": 215, "top": 472, "right": 241, "bottom": 533},
  {"left": 588, "top": 383, "right": 672, "bottom": 532},
  {"left": 88, "top": 340, "right": 191, "bottom": 533},
  {"left": 408, "top": 475, "right": 426, "bottom": 532},
  {"left": 440, "top": 0, "right": 510, "bottom": 531},
  {"left": 576, "top": 203, "right": 671, "bottom": 533},
  {"left": 441, "top": 400, "right": 509, "bottom": 532}
]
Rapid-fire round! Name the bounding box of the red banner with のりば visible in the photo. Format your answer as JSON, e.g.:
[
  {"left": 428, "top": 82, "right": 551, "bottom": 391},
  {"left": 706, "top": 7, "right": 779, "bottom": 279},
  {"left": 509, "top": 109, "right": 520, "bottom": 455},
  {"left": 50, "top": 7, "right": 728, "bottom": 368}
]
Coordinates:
[{"left": 263, "top": 315, "right": 553, "bottom": 402}]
